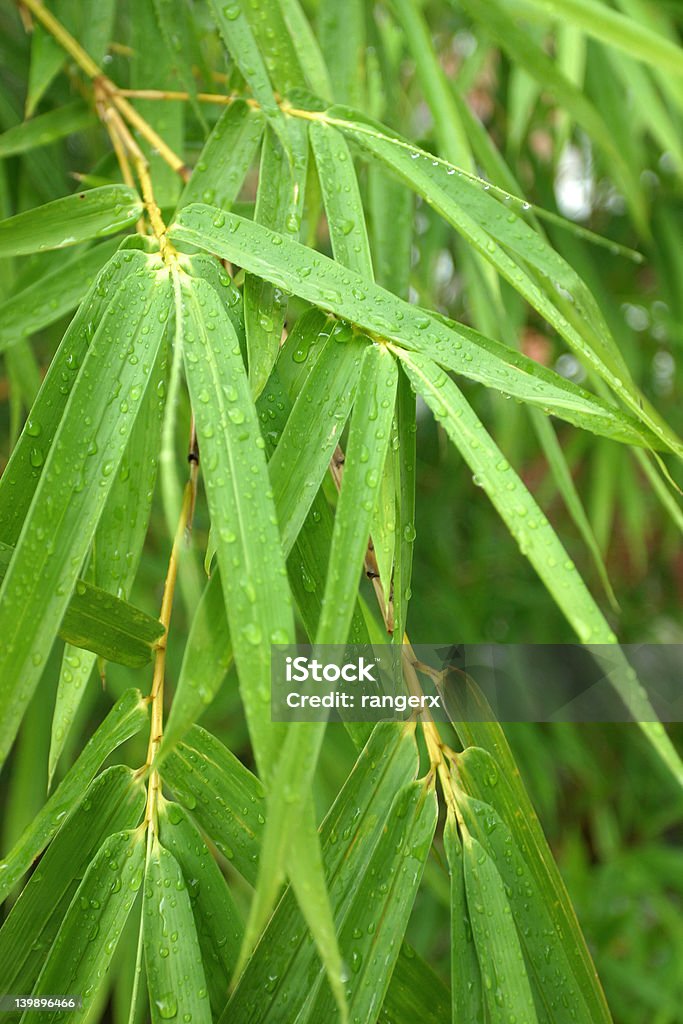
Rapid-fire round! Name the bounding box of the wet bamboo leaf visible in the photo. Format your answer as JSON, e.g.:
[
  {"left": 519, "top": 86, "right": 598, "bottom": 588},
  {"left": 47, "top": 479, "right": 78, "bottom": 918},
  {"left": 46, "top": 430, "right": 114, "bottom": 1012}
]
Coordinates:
[
  {"left": 0, "top": 690, "right": 147, "bottom": 902},
  {"left": 0, "top": 264, "right": 170, "bottom": 770},
  {"left": 444, "top": 814, "right": 485, "bottom": 1023},
  {"left": 209, "top": 0, "right": 285, "bottom": 127},
  {"left": 0, "top": 186, "right": 142, "bottom": 257},
  {"left": 0, "top": 765, "right": 145, "bottom": 996},
  {"left": 30, "top": 828, "right": 146, "bottom": 1020},
  {"left": 461, "top": 829, "right": 539, "bottom": 1024},
  {"left": 158, "top": 725, "right": 267, "bottom": 883},
  {"left": 317, "top": 342, "right": 398, "bottom": 643},
  {"left": 177, "top": 267, "right": 294, "bottom": 778},
  {"left": 143, "top": 836, "right": 211, "bottom": 1024},
  {"left": 378, "top": 945, "right": 451, "bottom": 1024},
  {"left": 319, "top": 0, "right": 365, "bottom": 106},
  {"left": 177, "top": 100, "right": 264, "bottom": 213},
  {"left": 158, "top": 800, "right": 242, "bottom": 1015},
  {"left": 169, "top": 209, "right": 665, "bottom": 451}
]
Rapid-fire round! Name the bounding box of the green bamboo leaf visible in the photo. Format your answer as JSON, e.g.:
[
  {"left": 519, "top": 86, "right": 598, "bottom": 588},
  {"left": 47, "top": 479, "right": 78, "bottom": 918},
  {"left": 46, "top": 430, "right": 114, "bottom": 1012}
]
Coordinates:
[
  {"left": 29, "top": 828, "right": 146, "bottom": 1021},
  {"left": 0, "top": 239, "right": 121, "bottom": 353},
  {"left": 225, "top": 723, "right": 419, "bottom": 1020},
  {"left": 0, "top": 689, "right": 147, "bottom": 902},
  {"left": 0, "top": 540, "right": 163, "bottom": 666},
  {"left": 25, "top": 17, "right": 68, "bottom": 118},
  {"left": 169, "top": 209, "right": 665, "bottom": 451},
  {"left": 309, "top": 120, "right": 374, "bottom": 276},
  {"left": 177, "top": 100, "right": 264, "bottom": 213},
  {"left": 0, "top": 102, "right": 93, "bottom": 157},
  {"left": 268, "top": 320, "right": 366, "bottom": 556},
  {"left": 0, "top": 766, "right": 145, "bottom": 997},
  {"left": 368, "top": 167, "right": 412, "bottom": 299},
  {"left": 526, "top": 0, "right": 683, "bottom": 78},
  {"left": 158, "top": 799, "right": 242, "bottom": 1015},
  {"left": 158, "top": 725, "right": 267, "bottom": 883},
  {"left": 152, "top": 0, "right": 208, "bottom": 130},
  {"left": 0, "top": 245, "right": 149, "bottom": 543},
  {"left": 305, "top": 779, "right": 438, "bottom": 1023},
  {"left": 176, "top": 266, "right": 294, "bottom": 778},
  {"left": 49, "top": 343, "right": 167, "bottom": 782},
  {"left": 392, "top": 370, "right": 416, "bottom": 644},
  {"left": 392, "top": 347, "right": 625, "bottom": 644},
  {"left": 237, "top": 0, "right": 308, "bottom": 94},
  {"left": 0, "top": 186, "right": 142, "bottom": 257},
  {"left": 530, "top": 408, "right": 618, "bottom": 610},
  {"left": 244, "top": 120, "right": 308, "bottom": 396},
  {"left": 0, "top": 263, "right": 170, "bottom": 770},
  {"left": 461, "top": 829, "right": 539, "bottom": 1024},
  {"left": 81, "top": 0, "right": 116, "bottom": 64},
  {"left": 237, "top": 723, "right": 326, "bottom": 970},
  {"left": 276, "top": 0, "right": 332, "bottom": 99},
  {"left": 317, "top": 342, "right": 398, "bottom": 643},
  {"left": 319, "top": 0, "right": 365, "bottom": 106},
  {"left": 208, "top": 0, "right": 285, "bottom": 126},
  {"left": 444, "top": 814, "right": 485, "bottom": 1024},
  {"left": 143, "top": 836, "right": 212, "bottom": 1024},
  {"left": 391, "top": 0, "right": 473, "bottom": 168},
  {"left": 370, "top": 429, "right": 397, "bottom": 616},
  {"left": 379, "top": 945, "right": 451, "bottom": 1024},
  {"left": 457, "top": 783, "right": 601, "bottom": 1023}
]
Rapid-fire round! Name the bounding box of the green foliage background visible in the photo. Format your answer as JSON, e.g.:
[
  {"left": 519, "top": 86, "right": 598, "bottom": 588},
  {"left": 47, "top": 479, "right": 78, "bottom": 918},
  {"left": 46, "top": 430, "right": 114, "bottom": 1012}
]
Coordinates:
[{"left": 0, "top": 1, "right": 682, "bottom": 1022}]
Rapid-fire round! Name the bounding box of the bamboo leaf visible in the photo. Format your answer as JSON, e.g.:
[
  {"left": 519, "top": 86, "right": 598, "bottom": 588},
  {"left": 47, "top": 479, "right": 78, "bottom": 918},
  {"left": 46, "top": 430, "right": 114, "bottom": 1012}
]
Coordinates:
[
  {"left": 319, "top": 0, "right": 365, "bottom": 106},
  {"left": 0, "top": 690, "right": 148, "bottom": 903},
  {"left": 158, "top": 800, "right": 242, "bottom": 1015},
  {"left": 158, "top": 725, "right": 267, "bottom": 883},
  {"left": 0, "top": 239, "right": 121, "bottom": 353},
  {"left": 0, "top": 186, "right": 142, "bottom": 257},
  {"left": 0, "top": 263, "right": 170, "bottom": 769},
  {"left": 176, "top": 100, "right": 264, "bottom": 213},
  {"left": 444, "top": 814, "right": 485, "bottom": 1024},
  {"left": 244, "top": 122, "right": 307, "bottom": 397},
  {"left": 379, "top": 946, "right": 451, "bottom": 1024},
  {"left": 0, "top": 539, "right": 163, "bottom": 665},
  {"left": 317, "top": 342, "right": 398, "bottom": 643},
  {"left": 0, "top": 248, "right": 150, "bottom": 546},
  {"left": 29, "top": 828, "right": 146, "bottom": 1020},
  {"left": 461, "top": 829, "right": 539, "bottom": 1024},
  {"left": 225, "top": 723, "right": 420, "bottom": 1019},
  {"left": 0, "top": 102, "right": 94, "bottom": 157},
  {"left": 170, "top": 208, "right": 666, "bottom": 451},
  {"left": 268, "top": 320, "right": 366, "bottom": 556},
  {"left": 0, "top": 765, "right": 145, "bottom": 997},
  {"left": 143, "top": 836, "right": 212, "bottom": 1024},
  {"left": 176, "top": 265, "right": 294, "bottom": 778},
  {"left": 305, "top": 779, "right": 438, "bottom": 1023}
]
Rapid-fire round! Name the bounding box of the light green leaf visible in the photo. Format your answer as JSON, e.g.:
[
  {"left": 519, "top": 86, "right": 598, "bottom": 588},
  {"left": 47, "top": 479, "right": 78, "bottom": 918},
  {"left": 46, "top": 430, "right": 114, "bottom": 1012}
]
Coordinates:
[
  {"left": 392, "top": 370, "right": 416, "bottom": 644},
  {"left": 0, "top": 262, "right": 169, "bottom": 770},
  {"left": 158, "top": 799, "right": 242, "bottom": 1015},
  {"left": 276, "top": 0, "right": 332, "bottom": 99},
  {"left": 29, "top": 828, "right": 146, "bottom": 1021},
  {"left": 0, "top": 766, "right": 145, "bottom": 997},
  {"left": 209, "top": 0, "right": 285, "bottom": 126},
  {"left": 444, "top": 815, "right": 485, "bottom": 1024},
  {"left": 0, "top": 239, "right": 120, "bottom": 353},
  {"left": 225, "top": 723, "right": 419, "bottom": 1019},
  {"left": 319, "top": 0, "right": 365, "bottom": 106},
  {"left": 0, "top": 690, "right": 147, "bottom": 903},
  {"left": 309, "top": 120, "right": 373, "bottom": 276},
  {"left": 176, "top": 265, "right": 294, "bottom": 778},
  {"left": 143, "top": 836, "right": 211, "bottom": 1024},
  {"left": 0, "top": 186, "right": 142, "bottom": 257},
  {"left": 169, "top": 208, "right": 665, "bottom": 451},
  {"left": 0, "top": 102, "right": 93, "bottom": 157},
  {"left": 268, "top": 320, "right": 366, "bottom": 556},
  {"left": 461, "top": 829, "right": 539, "bottom": 1024},
  {"left": 158, "top": 725, "right": 267, "bottom": 883},
  {"left": 0, "top": 540, "right": 163, "bottom": 666},
  {"left": 379, "top": 945, "right": 451, "bottom": 1024},
  {"left": 177, "top": 100, "right": 264, "bottom": 213},
  {"left": 317, "top": 342, "right": 398, "bottom": 643}
]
